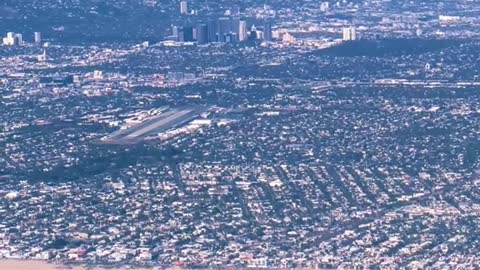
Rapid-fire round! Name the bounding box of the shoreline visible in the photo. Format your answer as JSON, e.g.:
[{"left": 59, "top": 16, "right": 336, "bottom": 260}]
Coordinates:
[
  {"left": 0, "top": 259, "right": 88, "bottom": 270},
  {"left": 0, "top": 259, "right": 166, "bottom": 270}
]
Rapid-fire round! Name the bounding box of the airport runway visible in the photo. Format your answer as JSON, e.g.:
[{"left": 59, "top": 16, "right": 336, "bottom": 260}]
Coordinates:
[{"left": 101, "top": 107, "right": 206, "bottom": 144}]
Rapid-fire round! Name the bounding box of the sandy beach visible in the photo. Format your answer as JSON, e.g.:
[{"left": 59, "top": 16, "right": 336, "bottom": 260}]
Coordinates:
[
  {"left": 0, "top": 259, "right": 169, "bottom": 270},
  {"left": 0, "top": 259, "right": 88, "bottom": 270}
]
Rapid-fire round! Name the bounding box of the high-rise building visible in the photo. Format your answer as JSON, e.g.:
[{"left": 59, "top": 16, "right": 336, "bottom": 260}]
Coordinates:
[
  {"left": 217, "top": 17, "right": 231, "bottom": 43},
  {"left": 180, "top": 1, "right": 188, "bottom": 14},
  {"left": 207, "top": 20, "right": 217, "bottom": 42},
  {"left": 342, "top": 27, "right": 356, "bottom": 41},
  {"left": 238, "top": 20, "right": 248, "bottom": 41},
  {"left": 231, "top": 17, "right": 240, "bottom": 37},
  {"left": 196, "top": 23, "right": 209, "bottom": 44},
  {"left": 263, "top": 21, "right": 272, "bottom": 42},
  {"left": 5, "top": 33, "right": 22, "bottom": 45},
  {"left": 342, "top": 28, "right": 351, "bottom": 41},
  {"left": 3, "top": 32, "right": 24, "bottom": 46},
  {"left": 172, "top": 26, "right": 179, "bottom": 39},
  {"left": 14, "top": 33, "right": 23, "bottom": 45},
  {"left": 225, "top": 33, "right": 238, "bottom": 43},
  {"left": 350, "top": 27, "right": 357, "bottom": 40},
  {"left": 3, "top": 32, "right": 15, "bottom": 46},
  {"left": 34, "top": 32, "right": 42, "bottom": 44},
  {"left": 178, "top": 26, "right": 194, "bottom": 42},
  {"left": 184, "top": 26, "right": 194, "bottom": 42}
]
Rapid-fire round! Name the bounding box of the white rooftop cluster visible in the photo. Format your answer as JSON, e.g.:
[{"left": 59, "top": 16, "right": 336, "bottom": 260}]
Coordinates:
[{"left": 2, "top": 32, "right": 23, "bottom": 46}]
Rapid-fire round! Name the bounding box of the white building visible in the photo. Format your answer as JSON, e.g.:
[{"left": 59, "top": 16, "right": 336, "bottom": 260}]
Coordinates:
[
  {"left": 350, "top": 27, "right": 357, "bottom": 40},
  {"left": 180, "top": 1, "right": 188, "bottom": 14},
  {"left": 3, "top": 32, "right": 17, "bottom": 46},
  {"left": 416, "top": 28, "right": 423, "bottom": 37},
  {"left": 93, "top": 70, "right": 103, "bottom": 80},
  {"left": 320, "top": 2, "right": 330, "bottom": 12},
  {"left": 342, "top": 28, "right": 351, "bottom": 41},
  {"left": 282, "top": 32, "right": 296, "bottom": 43},
  {"left": 342, "top": 27, "right": 357, "bottom": 41},
  {"left": 239, "top": 20, "right": 248, "bottom": 41},
  {"left": 14, "top": 33, "right": 23, "bottom": 45},
  {"left": 34, "top": 32, "right": 42, "bottom": 43},
  {"left": 439, "top": 15, "right": 461, "bottom": 24},
  {"left": 37, "top": 49, "right": 47, "bottom": 62}
]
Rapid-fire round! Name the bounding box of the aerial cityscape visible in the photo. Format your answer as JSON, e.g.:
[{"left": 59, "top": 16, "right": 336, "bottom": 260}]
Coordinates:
[{"left": 2, "top": 0, "right": 480, "bottom": 269}]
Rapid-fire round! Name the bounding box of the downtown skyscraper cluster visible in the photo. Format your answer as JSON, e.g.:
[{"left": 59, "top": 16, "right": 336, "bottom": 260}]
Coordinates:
[{"left": 173, "top": 17, "right": 273, "bottom": 44}]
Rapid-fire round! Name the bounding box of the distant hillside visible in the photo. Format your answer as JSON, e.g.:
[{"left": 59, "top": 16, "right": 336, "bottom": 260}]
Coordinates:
[{"left": 313, "top": 39, "right": 464, "bottom": 57}]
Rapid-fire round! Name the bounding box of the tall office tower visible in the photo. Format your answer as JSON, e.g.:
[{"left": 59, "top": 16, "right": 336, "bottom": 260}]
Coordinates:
[
  {"left": 217, "top": 17, "right": 231, "bottom": 43},
  {"left": 207, "top": 20, "right": 217, "bottom": 42},
  {"left": 342, "top": 27, "right": 356, "bottom": 41},
  {"left": 238, "top": 20, "right": 248, "bottom": 41},
  {"left": 14, "top": 33, "right": 23, "bottom": 45},
  {"left": 172, "top": 26, "right": 179, "bottom": 39},
  {"left": 178, "top": 26, "right": 194, "bottom": 42},
  {"left": 256, "top": 30, "right": 264, "bottom": 40},
  {"left": 263, "top": 21, "right": 272, "bottom": 42},
  {"left": 342, "top": 27, "right": 351, "bottom": 41},
  {"left": 226, "top": 33, "right": 238, "bottom": 43},
  {"left": 180, "top": 1, "right": 188, "bottom": 14},
  {"left": 196, "top": 23, "right": 209, "bottom": 44},
  {"left": 34, "top": 32, "right": 42, "bottom": 44},
  {"left": 350, "top": 27, "right": 357, "bottom": 40},
  {"left": 184, "top": 26, "right": 194, "bottom": 41},
  {"left": 249, "top": 30, "right": 258, "bottom": 40},
  {"left": 231, "top": 17, "right": 240, "bottom": 37},
  {"left": 177, "top": 27, "right": 184, "bottom": 42}
]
